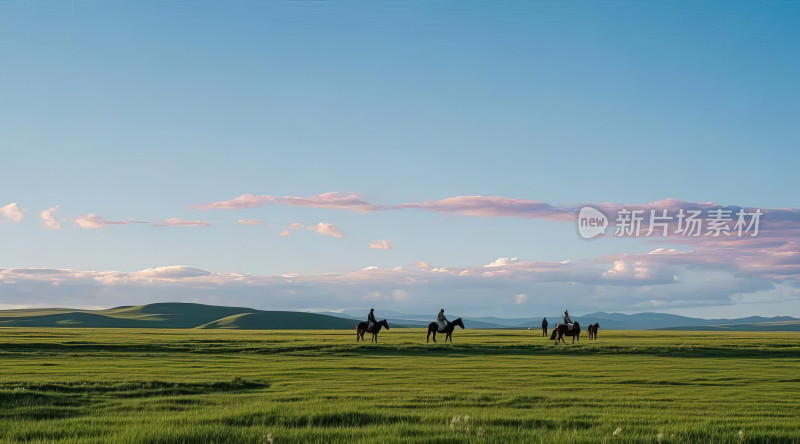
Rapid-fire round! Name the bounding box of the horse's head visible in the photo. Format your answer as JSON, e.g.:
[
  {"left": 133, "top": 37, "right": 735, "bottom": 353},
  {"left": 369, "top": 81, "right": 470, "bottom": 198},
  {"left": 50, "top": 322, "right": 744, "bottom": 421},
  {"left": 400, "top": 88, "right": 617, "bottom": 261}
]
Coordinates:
[
  {"left": 595, "top": 323, "right": 600, "bottom": 329},
  {"left": 452, "top": 318, "right": 465, "bottom": 329},
  {"left": 573, "top": 321, "right": 580, "bottom": 330},
  {"left": 380, "top": 319, "right": 390, "bottom": 330}
]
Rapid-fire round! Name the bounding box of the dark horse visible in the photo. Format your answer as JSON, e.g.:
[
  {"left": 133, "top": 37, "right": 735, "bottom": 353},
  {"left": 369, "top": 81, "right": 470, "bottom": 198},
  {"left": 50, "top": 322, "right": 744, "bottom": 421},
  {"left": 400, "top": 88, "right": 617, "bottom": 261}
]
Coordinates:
[
  {"left": 550, "top": 322, "right": 580, "bottom": 344},
  {"left": 587, "top": 323, "right": 600, "bottom": 340},
  {"left": 426, "top": 318, "right": 465, "bottom": 343},
  {"left": 356, "top": 319, "right": 390, "bottom": 343}
]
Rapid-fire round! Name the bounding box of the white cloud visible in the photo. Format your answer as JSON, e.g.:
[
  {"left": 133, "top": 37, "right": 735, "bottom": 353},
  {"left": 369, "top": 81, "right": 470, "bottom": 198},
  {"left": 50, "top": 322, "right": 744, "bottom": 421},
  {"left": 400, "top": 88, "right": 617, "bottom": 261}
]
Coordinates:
[
  {"left": 0, "top": 250, "right": 796, "bottom": 317},
  {"left": 1, "top": 203, "right": 24, "bottom": 223},
  {"left": 364, "top": 291, "right": 388, "bottom": 301},
  {"left": 237, "top": 219, "right": 262, "bottom": 225},
  {"left": 603, "top": 260, "right": 651, "bottom": 279},
  {"left": 41, "top": 206, "right": 61, "bottom": 230},
  {"left": 484, "top": 257, "right": 518, "bottom": 268},
  {"left": 307, "top": 222, "right": 344, "bottom": 238},
  {"left": 74, "top": 214, "right": 145, "bottom": 228},
  {"left": 392, "top": 289, "right": 409, "bottom": 301},
  {"left": 74, "top": 213, "right": 107, "bottom": 229}
]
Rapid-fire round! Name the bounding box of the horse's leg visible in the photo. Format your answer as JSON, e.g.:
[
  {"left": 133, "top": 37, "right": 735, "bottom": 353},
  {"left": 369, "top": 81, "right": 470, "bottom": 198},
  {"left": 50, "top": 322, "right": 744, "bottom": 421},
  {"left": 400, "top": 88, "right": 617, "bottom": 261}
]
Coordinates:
[
  {"left": 432, "top": 331, "right": 437, "bottom": 343},
  {"left": 426, "top": 329, "right": 430, "bottom": 343}
]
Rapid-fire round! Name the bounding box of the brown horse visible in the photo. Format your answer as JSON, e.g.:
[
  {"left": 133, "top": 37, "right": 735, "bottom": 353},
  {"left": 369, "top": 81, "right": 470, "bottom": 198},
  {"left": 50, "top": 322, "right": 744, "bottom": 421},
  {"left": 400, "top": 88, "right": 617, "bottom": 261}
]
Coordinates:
[
  {"left": 549, "top": 321, "right": 580, "bottom": 344},
  {"left": 356, "top": 319, "right": 390, "bottom": 343},
  {"left": 587, "top": 323, "right": 600, "bottom": 340},
  {"left": 426, "top": 318, "right": 465, "bottom": 343}
]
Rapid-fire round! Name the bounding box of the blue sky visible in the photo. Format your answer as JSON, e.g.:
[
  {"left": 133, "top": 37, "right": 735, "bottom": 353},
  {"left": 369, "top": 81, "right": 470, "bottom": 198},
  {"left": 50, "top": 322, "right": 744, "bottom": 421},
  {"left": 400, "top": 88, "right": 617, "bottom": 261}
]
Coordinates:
[{"left": 1, "top": 2, "right": 799, "bottom": 318}]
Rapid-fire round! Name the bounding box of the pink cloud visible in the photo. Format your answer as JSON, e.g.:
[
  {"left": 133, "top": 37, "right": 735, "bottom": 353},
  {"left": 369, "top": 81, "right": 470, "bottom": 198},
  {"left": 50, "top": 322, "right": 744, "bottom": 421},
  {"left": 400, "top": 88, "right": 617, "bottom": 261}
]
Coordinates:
[
  {"left": 307, "top": 222, "right": 344, "bottom": 238},
  {"left": 278, "top": 229, "right": 292, "bottom": 237},
  {"left": 41, "top": 206, "right": 61, "bottom": 230},
  {"left": 369, "top": 239, "right": 392, "bottom": 250},
  {"left": 279, "top": 192, "right": 382, "bottom": 212},
  {"left": 0, "top": 203, "right": 24, "bottom": 223},
  {"left": 237, "top": 219, "right": 262, "bottom": 225},
  {"left": 157, "top": 217, "right": 211, "bottom": 228}
]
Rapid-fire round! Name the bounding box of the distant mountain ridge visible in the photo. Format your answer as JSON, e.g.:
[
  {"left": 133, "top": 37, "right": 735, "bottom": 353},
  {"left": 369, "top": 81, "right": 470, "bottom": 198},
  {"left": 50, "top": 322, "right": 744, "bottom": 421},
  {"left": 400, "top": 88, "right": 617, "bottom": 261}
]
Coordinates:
[
  {"left": 579, "top": 311, "right": 800, "bottom": 330},
  {"left": 0, "top": 303, "right": 797, "bottom": 330}
]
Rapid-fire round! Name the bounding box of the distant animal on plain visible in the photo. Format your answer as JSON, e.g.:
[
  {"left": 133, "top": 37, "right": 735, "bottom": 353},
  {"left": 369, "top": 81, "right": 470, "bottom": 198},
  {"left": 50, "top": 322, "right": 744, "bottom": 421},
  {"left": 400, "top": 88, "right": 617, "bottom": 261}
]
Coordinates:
[{"left": 587, "top": 323, "right": 600, "bottom": 340}]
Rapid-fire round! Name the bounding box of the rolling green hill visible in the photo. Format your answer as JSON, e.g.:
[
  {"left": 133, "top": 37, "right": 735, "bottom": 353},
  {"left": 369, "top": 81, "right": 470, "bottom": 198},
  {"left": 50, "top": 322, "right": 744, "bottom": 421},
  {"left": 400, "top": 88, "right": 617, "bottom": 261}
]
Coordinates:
[
  {"left": 198, "top": 311, "right": 358, "bottom": 330},
  {"left": 0, "top": 303, "right": 359, "bottom": 330}
]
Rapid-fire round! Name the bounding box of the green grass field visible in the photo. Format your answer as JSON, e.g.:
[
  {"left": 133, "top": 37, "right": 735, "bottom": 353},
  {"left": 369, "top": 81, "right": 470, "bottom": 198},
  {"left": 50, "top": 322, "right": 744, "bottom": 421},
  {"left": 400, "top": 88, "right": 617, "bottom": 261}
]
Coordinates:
[{"left": 1, "top": 328, "right": 799, "bottom": 443}]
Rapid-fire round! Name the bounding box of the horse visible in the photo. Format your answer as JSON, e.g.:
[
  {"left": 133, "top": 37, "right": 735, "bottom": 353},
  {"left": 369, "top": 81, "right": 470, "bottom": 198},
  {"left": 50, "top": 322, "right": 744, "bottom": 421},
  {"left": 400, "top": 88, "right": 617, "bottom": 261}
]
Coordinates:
[
  {"left": 549, "top": 321, "right": 580, "bottom": 344},
  {"left": 587, "top": 323, "right": 600, "bottom": 340},
  {"left": 356, "top": 319, "right": 390, "bottom": 343},
  {"left": 426, "top": 318, "right": 465, "bottom": 343}
]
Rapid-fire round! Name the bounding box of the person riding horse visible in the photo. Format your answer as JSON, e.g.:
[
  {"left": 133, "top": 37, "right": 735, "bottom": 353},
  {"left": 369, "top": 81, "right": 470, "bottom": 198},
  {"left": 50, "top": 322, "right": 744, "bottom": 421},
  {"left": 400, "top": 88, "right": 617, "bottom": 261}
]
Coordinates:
[
  {"left": 562, "top": 309, "right": 575, "bottom": 331},
  {"left": 367, "top": 308, "right": 377, "bottom": 332},
  {"left": 437, "top": 309, "right": 448, "bottom": 332}
]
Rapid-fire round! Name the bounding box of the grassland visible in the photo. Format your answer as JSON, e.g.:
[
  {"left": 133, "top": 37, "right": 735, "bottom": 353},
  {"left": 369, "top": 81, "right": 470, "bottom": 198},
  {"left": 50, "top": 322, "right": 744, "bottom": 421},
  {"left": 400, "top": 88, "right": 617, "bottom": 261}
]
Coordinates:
[{"left": 1, "top": 328, "right": 798, "bottom": 443}]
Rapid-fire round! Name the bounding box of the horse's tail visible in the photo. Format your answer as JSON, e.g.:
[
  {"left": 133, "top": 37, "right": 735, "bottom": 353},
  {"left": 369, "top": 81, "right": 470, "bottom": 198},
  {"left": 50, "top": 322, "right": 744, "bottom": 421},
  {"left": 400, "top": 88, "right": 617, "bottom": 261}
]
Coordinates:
[{"left": 549, "top": 330, "right": 557, "bottom": 340}]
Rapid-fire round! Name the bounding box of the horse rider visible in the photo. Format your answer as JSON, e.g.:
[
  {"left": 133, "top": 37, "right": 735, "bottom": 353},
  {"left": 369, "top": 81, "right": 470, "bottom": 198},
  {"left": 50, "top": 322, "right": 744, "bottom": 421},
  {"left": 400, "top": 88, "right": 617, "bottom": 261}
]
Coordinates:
[
  {"left": 367, "top": 308, "right": 377, "bottom": 332},
  {"left": 437, "top": 309, "right": 448, "bottom": 332},
  {"left": 563, "top": 309, "right": 572, "bottom": 325},
  {"left": 542, "top": 317, "right": 548, "bottom": 336}
]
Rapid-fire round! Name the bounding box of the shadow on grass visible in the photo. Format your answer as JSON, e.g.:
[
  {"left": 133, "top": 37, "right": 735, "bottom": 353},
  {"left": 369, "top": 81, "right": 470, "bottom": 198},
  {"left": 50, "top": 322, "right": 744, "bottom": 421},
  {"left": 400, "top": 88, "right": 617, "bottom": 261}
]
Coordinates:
[
  {"left": 0, "top": 377, "right": 269, "bottom": 421},
  {"left": 1, "top": 341, "right": 798, "bottom": 359}
]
